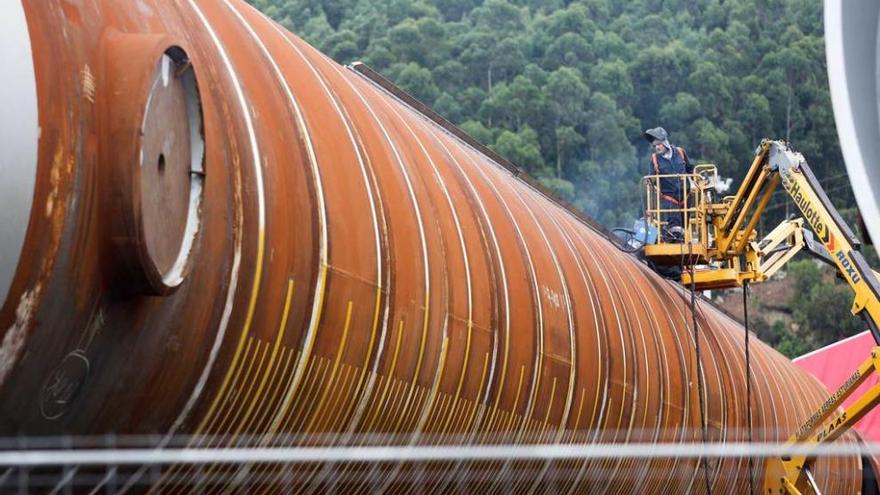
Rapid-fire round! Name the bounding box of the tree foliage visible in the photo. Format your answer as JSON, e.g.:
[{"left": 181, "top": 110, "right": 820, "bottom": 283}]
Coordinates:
[{"left": 778, "top": 260, "right": 865, "bottom": 356}]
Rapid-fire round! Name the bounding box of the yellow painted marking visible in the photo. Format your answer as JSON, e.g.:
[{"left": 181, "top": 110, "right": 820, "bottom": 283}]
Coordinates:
[
  {"left": 364, "top": 320, "right": 404, "bottom": 432},
  {"left": 210, "top": 336, "right": 257, "bottom": 437},
  {"left": 496, "top": 323, "right": 510, "bottom": 403},
  {"left": 464, "top": 353, "right": 491, "bottom": 433},
  {"left": 230, "top": 338, "right": 265, "bottom": 407},
  {"left": 426, "top": 391, "right": 451, "bottom": 435},
  {"left": 377, "top": 376, "right": 407, "bottom": 434},
  {"left": 362, "top": 373, "right": 389, "bottom": 434},
  {"left": 432, "top": 398, "right": 467, "bottom": 482},
  {"left": 185, "top": 337, "right": 264, "bottom": 492},
  {"left": 414, "top": 382, "right": 431, "bottom": 415},
  {"left": 454, "top": 320, "right": 474, "bottom": 399},
  {"left": 231, "top": 347, "right": 299, "bottom": 495},
  {"left": 286, "top": 356, "right": 328, "bottom": 434},
  {"left": 290, "top": 355, "right": 332, "bottom": 431},
  {"left": 422, "top": 389, "right": 444, "bottom": 435},
  {"left": 299, "top": 356, "right": 334, "bottom": 433},
  {"left": 248, "top": 348, "right": 298, "bottom": 439},
  {"left": 197, "top": 335, "right": 254, "bottom": 441},
  {"left": 390, "top": 299, "right": 431, "bottom": 435},
  {"left": 287, "top": 354, "right": 327, "bottom": 430},
  {"left": 194, "top": 201, "right": 267, "bottom": 435},
  {"left": 401, "top": 382, "right": 428, "bottom": 433},
  {"left": 216, "top": 336, "right": 277, "bottom": 495},
  {"left": 376, "top": 378, "right": 404, "bottom": 431},
  {"left": 422, "top": 388, "right": 440, "bottom": 432},
  {"left": 233, "top": 280, "right": 295, "bottom": 434},
  {"left": 484, "top": 403, "right": 502, "bottom": 437},
  {"left": 522, "top": 353, "right": 543, "bottom": 427},
  {"left": 213, "top": 346, "right": 292, "bottom": 493},
  {"left": 438, "top": 392, "right": 461, "bottom": 436},
  {"left": 397, "top": 334, "right": 449, "bottom": 434},
  {"left": 563, "top": 227, "right": 605, "bottom": 440},
  {"left": 588, "top": 344, "right": 604, "bottom": 435},
  {"left": 397, "top": 381, "right": 419, "bottom": 427},
  {"left": 413, "top": 300, "right": 430, "bottom": 388},
  {"left": 339, "top": 287, "right": 381, "bottom": 429},
  {"left": 476, "top": 401, "right": 489, "bottom": 427},
  {"left": 305, "top": 301, "right": 353, "bottom": 432},
  {"left": 214, "top": 337, "right": 268, "bottom": 433},
  {"left": 450, "top": 396, "right": 471, "bottom": 436},
  {"left": 236, "top": 337, "right": 271, "bottom": 422},
  {"left": 449, "top": 396, "right": 471, "bottom": 436},
  {"left": 268, "top": 262, "right": 329, "bottom": 436},
  {"left": 437, "top": 392, "right": 458, "bottom": 436},
  {"left": 215, "top": 340, "right": 267, "bottom": 492},
  {"left": 436, "top": 328, "right": 470, "bottom": 434},
  {"left": 336, "top": 365, "right": 373, "bottom": 436},
  {"left": 219, "top": 0, "right": 330, "bottom": 458},
  {"left": 320, "top": 362, "right": 357, "bottom": 434},
  {"left": 307, "top": 359, "right": 350, "bottom": 437},
  {"left": 395, "top": 372, "right": 429, "bottom": 432},
  {"left": 224, "top": 337, "right": 270, "bottom": 435},
  {"left": 459, "top": 400, "right": 489, "bottom": 483},
  {"left": 626, "top": 310, "right": 652, "bottom": 455},
  {"left": 506, "top": 365, "right": 527, "bottom": 432},
  {"left": 543, "top": 377, "right": 558, "bottom": 429},
  {"left": 390, "top": 380, "right": 414, "bottom": 429},
  {"left": 386, "top": 319, "right": 405, "bottom": 380},
  {"left": 337, "top": 363, "right": 365, "bottom": 428},
  {"left": 379, "top": 378, "right": 406, "bottom": 434},
  {"left": 361, "top": 381, "right": 387, "bottom": 435},
  {"left": 444, "top": 390, "right": 474, "bottom": 439},
  {"left": 486, "top": 409, "right": 506, "bottom": 439},
  {"left": 611, "top": 370, "right": 630, "bottom": 443},
  {"left": 569, "top": 388, "right": 587, "bottom": 441},
  {"left": 288, "top": 363, "right": 361, "bottom": 494},
  {"left": 387, "top": 101, "right": 478, "bottom": 478},
  {"left": 496, "top": 409, "right": 512, "bottom": 441},
  {"left": 438, "top": 395, "right": 462, "bottom": 436},
  {"left": 160, "top": 335, "right": 261, "bottom": 492},
  {"left": 252, "top": 347, "right": 295, "bottom": 434}
]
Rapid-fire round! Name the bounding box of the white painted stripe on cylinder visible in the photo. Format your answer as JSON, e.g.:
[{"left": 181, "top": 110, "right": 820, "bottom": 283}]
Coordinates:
[{"left": 0, "top": 1, "right": 38, "bottom": 308}]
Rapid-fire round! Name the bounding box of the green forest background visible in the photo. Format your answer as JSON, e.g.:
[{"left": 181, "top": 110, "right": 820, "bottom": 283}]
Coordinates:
[{"left": 249, "top": 0, "right": 870, "bottom": 357}]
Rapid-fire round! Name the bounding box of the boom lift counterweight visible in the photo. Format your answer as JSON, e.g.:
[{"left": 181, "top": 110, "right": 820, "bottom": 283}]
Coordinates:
[{"left": 641, "top": 140, "right": 880, "bottom": 494}]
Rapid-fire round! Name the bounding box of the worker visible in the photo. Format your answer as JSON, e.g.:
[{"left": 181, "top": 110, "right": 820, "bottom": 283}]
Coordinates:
[{"left": 643, "top": 126, "right": 693, "bottom": 240}]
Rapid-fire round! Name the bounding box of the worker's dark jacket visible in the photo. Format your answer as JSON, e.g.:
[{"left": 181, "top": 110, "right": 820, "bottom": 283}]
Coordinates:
[{"left": 649, "top": 145, "right": 693, "bottom": 202}]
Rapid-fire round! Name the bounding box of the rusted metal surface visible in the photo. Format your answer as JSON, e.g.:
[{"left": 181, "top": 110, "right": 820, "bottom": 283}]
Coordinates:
[{"left": 0, "top": 1, "right": 864, "bottom": 492}]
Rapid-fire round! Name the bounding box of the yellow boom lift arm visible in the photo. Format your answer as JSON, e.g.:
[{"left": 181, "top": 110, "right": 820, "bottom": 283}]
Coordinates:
[{"left": 642, "top": 139, "right": 880, "bottom": 494}]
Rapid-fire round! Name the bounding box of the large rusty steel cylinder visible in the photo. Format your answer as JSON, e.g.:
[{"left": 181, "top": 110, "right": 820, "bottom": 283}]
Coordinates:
[{"left": 0, "top": 1, "right": 865, "bottom": 493}]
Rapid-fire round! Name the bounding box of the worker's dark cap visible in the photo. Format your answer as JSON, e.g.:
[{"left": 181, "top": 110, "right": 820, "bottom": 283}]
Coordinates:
[{"left": 643, "top": 127, "right": 668, "bottom": 144}]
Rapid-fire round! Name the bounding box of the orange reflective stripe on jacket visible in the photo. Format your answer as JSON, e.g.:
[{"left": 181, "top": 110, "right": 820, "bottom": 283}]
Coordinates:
[{"left": 660, "top": 193, "right": 682, "bottom": 205}]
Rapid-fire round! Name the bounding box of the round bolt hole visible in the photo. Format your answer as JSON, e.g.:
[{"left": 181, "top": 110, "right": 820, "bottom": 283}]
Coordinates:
[{"left": 157, "top": 153, "right": 166, "bottom": 176}]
